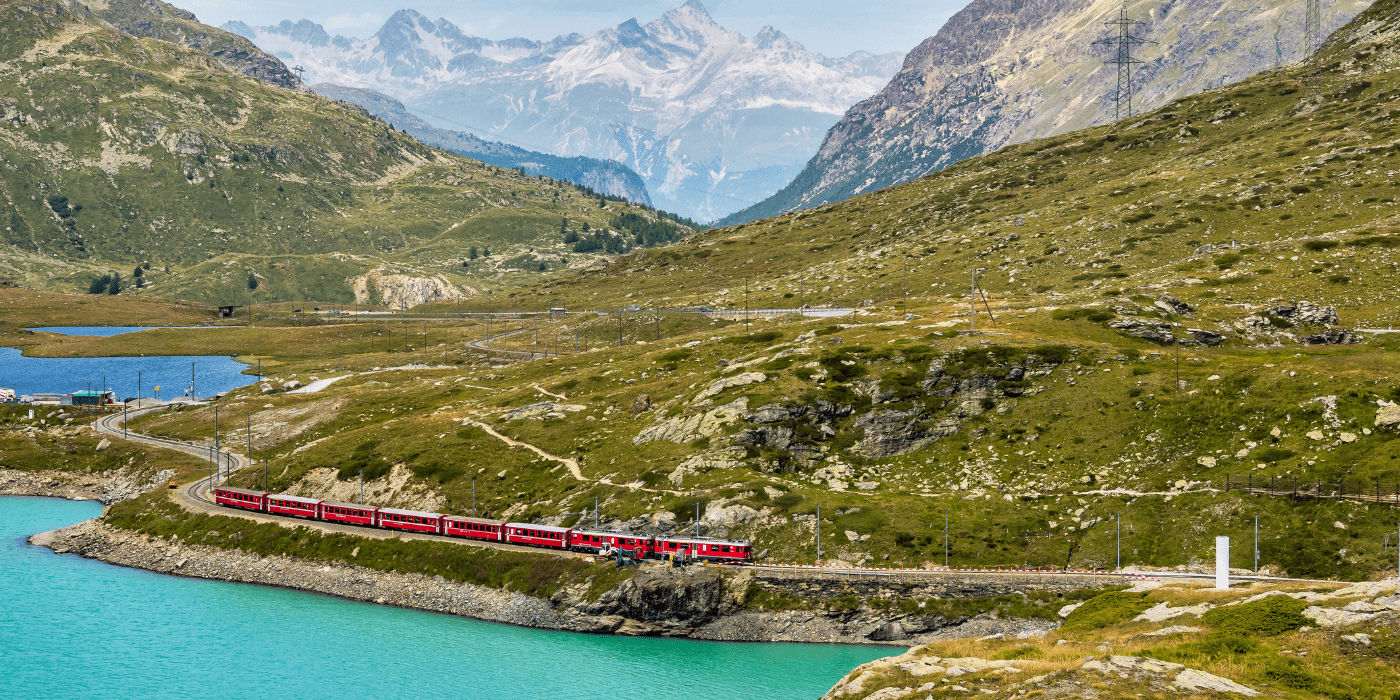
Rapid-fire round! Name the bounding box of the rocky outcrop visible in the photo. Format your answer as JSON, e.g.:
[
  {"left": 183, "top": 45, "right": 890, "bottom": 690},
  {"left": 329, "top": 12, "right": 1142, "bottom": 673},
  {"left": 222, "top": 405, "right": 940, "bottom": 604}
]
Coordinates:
[
  {"left": 1377, "top": 401, "right": 1400, "bottom": 430},
  {"left": 1301, "top": 328, "right": 1362, "bottom": 345},
  {"left": 694, "top": 372, "right": 767, "bottom": 402},
  {"left": 348, "top": 270, "right": 472, "bottom": 309},
  {"left": 633, "top": 398, "right": 749, "bottom": 445},
  {"left": 92, "top": 0, "right": 300, "bottom": 89},
  {"left": 1269, "top": 301, "right": 1341, "bottom": 326},
  {"left": 1109, "top": 317, "right": 1176, "bottom": 344},
  {"left": 0, "top": 467, "right": 174, "bottom": 504}
]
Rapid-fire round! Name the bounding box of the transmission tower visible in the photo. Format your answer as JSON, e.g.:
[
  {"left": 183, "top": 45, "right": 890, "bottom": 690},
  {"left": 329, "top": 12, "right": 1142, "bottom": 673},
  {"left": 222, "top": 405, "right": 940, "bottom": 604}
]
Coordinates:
[
  {"left": 1303, "top": 0, "right": 1323, "bottom": 56},
  {"left": 1094, "top": 1, "right": 1155, "bottom": 121},
  {"left": 291, "top": 65, "right": 306, "bottom": 85}
]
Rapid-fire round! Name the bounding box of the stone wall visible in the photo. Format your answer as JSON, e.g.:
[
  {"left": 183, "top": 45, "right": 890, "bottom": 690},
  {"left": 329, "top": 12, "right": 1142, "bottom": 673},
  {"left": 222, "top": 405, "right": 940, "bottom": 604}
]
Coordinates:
[{"left": 750, "top": 569, "right": 1121, "bottom": 601}]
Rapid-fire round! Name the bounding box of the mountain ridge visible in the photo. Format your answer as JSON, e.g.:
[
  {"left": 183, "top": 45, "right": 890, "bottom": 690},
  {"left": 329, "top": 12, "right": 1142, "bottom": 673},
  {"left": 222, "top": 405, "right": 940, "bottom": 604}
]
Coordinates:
[
  {"left": 222, "top": 2, "right": 904, "bottom": 222},
  {"left": 311, "top": 83, "right": 653, "bottom": 206},
  {"left": 719, "top": 0, "right": 1374, "bottom": 226}
]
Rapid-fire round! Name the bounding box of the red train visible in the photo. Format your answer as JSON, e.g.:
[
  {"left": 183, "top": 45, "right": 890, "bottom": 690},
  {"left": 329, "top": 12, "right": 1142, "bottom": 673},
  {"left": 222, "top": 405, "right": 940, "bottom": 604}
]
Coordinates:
[{"left": 212, "top": 486, "right": 753, "bottom": 563}]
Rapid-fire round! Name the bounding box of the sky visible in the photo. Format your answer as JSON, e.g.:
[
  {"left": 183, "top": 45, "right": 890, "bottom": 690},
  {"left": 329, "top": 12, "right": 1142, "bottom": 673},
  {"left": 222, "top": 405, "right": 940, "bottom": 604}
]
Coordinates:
[{"left": 178, "top": 0, "right": 972, "bottom": 57}]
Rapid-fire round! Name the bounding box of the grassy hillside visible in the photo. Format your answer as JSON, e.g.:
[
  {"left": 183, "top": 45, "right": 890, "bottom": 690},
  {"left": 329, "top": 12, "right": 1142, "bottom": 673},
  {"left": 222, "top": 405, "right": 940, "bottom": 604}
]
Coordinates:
[
  {"left": 523, "top": 0, "right": 1400, "bottom": 329},
  {"left": 0, "top": 0, "right": 690, "bottom": 304}
]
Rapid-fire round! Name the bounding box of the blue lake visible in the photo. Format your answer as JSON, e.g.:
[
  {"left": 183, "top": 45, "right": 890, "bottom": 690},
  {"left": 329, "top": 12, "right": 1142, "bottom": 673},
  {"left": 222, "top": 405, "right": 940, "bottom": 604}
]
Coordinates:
[
  {"left": 27, "top": 327, "right": 240, "bottom": 337},
  {"left": 0, "top": 497, "right": 888, "bottom": 699},
  {"left": 0, "top": 348, "right": 253, "bottom": 399}
]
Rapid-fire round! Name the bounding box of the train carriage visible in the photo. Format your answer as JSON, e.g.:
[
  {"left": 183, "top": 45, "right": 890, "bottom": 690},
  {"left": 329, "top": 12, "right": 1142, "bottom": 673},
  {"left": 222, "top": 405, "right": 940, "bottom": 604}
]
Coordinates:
[
  {"left": 268, "top": 494, "right": 321, "bottom": 519},
  {"left": 443, "top": 517, "right": 505, "bottom": 542},
  {"left": 504, "top": 523, "right": 572, "bottom": 550},
  {"left": 378, "top": 508, "right": 444, "bottom": 535},
  {"left": 319, "top": 501, "right": 378, "bottom": 526},
  {"left": 214, "top": 487, "right": 267, "bottom": 512},
  {"left": 570, "top": 529, "right": 654, "bottom": 559},
  {"left": 657, "top": 536, "right": 752, "bottom": 563}
]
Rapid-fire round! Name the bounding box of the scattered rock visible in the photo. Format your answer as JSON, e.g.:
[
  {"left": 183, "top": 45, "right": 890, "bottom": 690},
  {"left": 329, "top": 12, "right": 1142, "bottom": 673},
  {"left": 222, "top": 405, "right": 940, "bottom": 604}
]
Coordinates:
[
  {"left": 1341, "top": 633, "right": 1372, "bottom": 647},
  {"left": 95, "top": 438, "right": 110, "bottom": 452},
  {"left": 1109, "top": 317, "right": 1175, "bottom": 343},
  {"left": 694, "top": 372, "right": 766, "bottom": 402},
  {"left": 1156, "top": 294, "right": 1194, "bottom": 315},
  {"left": 1303, "top": 606, "right": 1376, "bottom": 627},
  {"left": 1146, "top": 625, "right": 1203, "bottom": 636},
  {"left": 281, "top": 380, "right": 302, "bottom": 391},
  {"left": 1058, "top": 602, "right": 1084, "bottom": 618},
  {"left": 630, "top": 394, "right": 651, "bottom": 414}
]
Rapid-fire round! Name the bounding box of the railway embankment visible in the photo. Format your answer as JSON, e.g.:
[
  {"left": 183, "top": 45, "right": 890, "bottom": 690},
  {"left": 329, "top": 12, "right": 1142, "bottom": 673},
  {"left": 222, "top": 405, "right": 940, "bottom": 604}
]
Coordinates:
[{"left": 29, "top": 515, "right": 1118, "bottom": 644}]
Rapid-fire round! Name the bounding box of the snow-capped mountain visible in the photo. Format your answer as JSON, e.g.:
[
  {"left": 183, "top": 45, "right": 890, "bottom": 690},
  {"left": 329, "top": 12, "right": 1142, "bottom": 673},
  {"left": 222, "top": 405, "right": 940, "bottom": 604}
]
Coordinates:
[{"left": 222, "top": 0, "right": 903, "bottom": 222}]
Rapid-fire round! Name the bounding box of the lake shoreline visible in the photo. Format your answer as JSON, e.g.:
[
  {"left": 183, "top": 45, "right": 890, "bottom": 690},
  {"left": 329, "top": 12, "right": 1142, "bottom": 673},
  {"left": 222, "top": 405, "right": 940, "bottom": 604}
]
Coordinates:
[{"left": 13, "top": 473, "right": 1063, "bottom": 648}]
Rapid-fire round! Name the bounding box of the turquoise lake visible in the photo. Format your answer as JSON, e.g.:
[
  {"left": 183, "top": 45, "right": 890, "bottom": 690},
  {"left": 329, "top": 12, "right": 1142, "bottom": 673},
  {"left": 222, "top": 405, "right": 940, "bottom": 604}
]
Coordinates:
[
  {"left": 0, "top": 348, "right": 253, "bottom": 399},
  {"left": 0, "top": 497, "right": 888, "bottom": 699}
]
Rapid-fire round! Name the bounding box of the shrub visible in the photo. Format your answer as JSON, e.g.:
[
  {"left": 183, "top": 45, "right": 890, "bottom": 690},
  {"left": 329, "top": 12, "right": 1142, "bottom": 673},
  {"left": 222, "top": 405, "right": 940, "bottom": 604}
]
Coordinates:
[
  {"left": 1254, "top": 447, "right": 1295, "bottom": 463},
  {"left": 1060, "top": 591, "right": 1153, "bottom": 632},
  {"left": 1201, "top": 595, "right": 1309, "bottom": 635},
  {"left": 815, "top": 325, "right": 843, "bottom": 336},
  {"left": 656, "top": 349, "right": 693, "bottom": 363},
  {"left": 1131, "top": 365, "right": 1153, "bottom": 376},
  {"left": 1214, "top": 253, "right": 1243, "bottom": 269},
  {"left": 1029, "top": 345, "right": 1073, "bottom": 364},
  {"left": 1144, "top": 634, "right": 1259, "bottom": 664},
  {"left": 722, "top": 331, "right": 783, "bottom": 345},
  {"left": 894, "top": 532, "right": 916, "bottom": 548},
  {"left": 772, "top": 493, "right": 803, "bottom": 510},
  {"left": 1303, "top": 240, "right": 1339, "bottom": 251}
]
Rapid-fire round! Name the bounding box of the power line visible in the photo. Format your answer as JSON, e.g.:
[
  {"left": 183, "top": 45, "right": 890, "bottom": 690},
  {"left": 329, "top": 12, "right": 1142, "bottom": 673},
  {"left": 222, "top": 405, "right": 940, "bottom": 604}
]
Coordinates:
[{"left": 1094, "top": 1, "right": 1155, "bottom": 121}]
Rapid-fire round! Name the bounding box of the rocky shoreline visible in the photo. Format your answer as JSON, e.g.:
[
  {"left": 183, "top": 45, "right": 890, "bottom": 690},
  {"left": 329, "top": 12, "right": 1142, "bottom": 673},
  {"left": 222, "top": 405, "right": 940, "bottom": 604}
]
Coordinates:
[
  {"left": 29, "top": 516, "right": 1065, "bottom": 646},
  {"left": 0, "top": 467, "right": 174, "bottom": 505}
]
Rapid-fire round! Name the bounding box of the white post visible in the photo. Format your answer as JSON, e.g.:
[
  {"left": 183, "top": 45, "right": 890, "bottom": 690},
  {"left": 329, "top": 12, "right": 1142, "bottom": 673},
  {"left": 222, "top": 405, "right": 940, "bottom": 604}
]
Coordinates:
[{"left": 1215, "top": 536, "right": 1230, "bottom": 590}]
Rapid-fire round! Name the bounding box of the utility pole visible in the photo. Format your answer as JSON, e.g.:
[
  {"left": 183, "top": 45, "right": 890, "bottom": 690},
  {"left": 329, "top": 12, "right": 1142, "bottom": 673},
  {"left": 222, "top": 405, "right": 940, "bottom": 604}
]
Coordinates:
[
  {"left": 214, "top": 406, "right": 219, "bottom": 478},
  {"left": 263, "top": 458, "right": 267, "bottom": 491},
  {"left": 1117, "top": 513, "right": 1121, "bottom": 571},
  {"left": 816, "top": 505, "right": 822, "bottom": 565},
  {"left": 137, "top": 371, "right": 142, "bottom": 405},
  {"left": 970, "top": 269, "right": 978, "bottom": 333},
  {"left": 1094, "top": 1, "right": 1154, "bottom": 121},
  {"left": 902, "top": 259, "right": 909, "bottom": 316},
  {"left": 799, "top": 278, "right": 804, "bottom": 311},
  {"left": 359, "top": 468, "right": 364, "bottom": 504},
  {"left": 123, "top": 399, "right": 128, "bottom": 439},
  {"left": 1254, "top": 516, "right": 1260, "bottom": 573},
  {"left": 944, "top": 509, "right": 949, "bottom": 568},
  {"left": 744, "top": 278, "right": 750, "bottom": 333},
  {"left": 1304, "top": 0, "right": 1322, "bottom": 57},
  {"left": 472, "top": 479, "right": 476, "bottom": 517},
  {"left": 595, "top": 497, "right": 599, "bottom": 529},
  {"left": 191, "top": 361, "right": 195, "bottom": 400},
  {"left": 246, "top": 414, "right": 251, "bottom": 472}
]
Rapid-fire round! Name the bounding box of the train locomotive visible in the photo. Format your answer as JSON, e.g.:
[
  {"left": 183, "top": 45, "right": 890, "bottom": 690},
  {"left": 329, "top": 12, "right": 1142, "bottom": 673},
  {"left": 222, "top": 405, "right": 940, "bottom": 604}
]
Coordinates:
[{"left": 212, "top": 486, "right": 752, "bottom": 563}]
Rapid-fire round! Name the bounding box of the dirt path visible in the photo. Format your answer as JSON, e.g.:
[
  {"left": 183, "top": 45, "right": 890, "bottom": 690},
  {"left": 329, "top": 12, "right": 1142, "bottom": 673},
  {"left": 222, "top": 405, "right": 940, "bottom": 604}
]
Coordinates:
[{"left": 460, "top": 418, "right": 585, "bottom": 481}]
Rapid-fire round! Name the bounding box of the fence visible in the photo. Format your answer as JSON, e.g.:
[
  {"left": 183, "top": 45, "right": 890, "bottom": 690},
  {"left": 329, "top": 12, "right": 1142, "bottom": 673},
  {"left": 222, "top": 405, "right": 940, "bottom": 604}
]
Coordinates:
[{"left": 1224, "top": 473, "right": 1400, "bottom": 505}]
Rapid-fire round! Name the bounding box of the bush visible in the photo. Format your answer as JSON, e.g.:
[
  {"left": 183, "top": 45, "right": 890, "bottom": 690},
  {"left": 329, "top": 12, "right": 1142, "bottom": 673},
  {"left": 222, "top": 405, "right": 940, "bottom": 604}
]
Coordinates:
[
  {"left": 772, "top": 493, "right": 803, "bottom": 510},
  {"left": 1144, "top": 634, "right": 1259, "bottom": 664},
  {"left": 1029, "top": 345, "right": 1073, "bottom": 364},
  {"left": 722, "top": 331, "right": 784, "bottom": 345},
  {"left": 1131, "top": 365, "right": 1153, "bottom": 376},
  {"left": 1214, "top": 253, "right": 1243, "bottom": 269},
  {"left": 1201, "top": 595, "right": 1310, "bottom": 635},
  {"left": 657, "top": 349, "right": 692, "bottom": 363},
  {"left": 894, "top": 532, "right": 916, "bottom": 548},
  {"left": 1303, "top": 240, "right": 1339, "bottom": 251},
  {"left": 1060, "top": 591, "right": 1153, "bottom": 632},
  {"left": 1254, "top": 447, "right": 1295, "bottom": 463}
]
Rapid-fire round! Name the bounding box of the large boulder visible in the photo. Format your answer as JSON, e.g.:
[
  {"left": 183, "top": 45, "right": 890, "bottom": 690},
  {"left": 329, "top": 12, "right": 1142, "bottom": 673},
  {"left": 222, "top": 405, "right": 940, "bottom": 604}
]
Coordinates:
[
  {"left": 1109, "top": 317, "right": 1176, "bottom": 343},
  {"left": 1269, "top": 301, "right": 1340, "bottom": 326},
  {"left": 668, "top": 447, "right": 747, "bottom": 486},
  {"left": 1155, "top": 294, "right": 1194, "bottom": 315},
  {"left": 694, "top": 372, "right": 766, "bottom": 402},
  {"left": 1301, "top": 329, "right": 1361, "bottom": 345},
  {"left": 1376, "top": 401, "right": 1400, "bottom": 430},
  {"left": 634, "top": 398, "right": 749, "bottom": 445}
]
